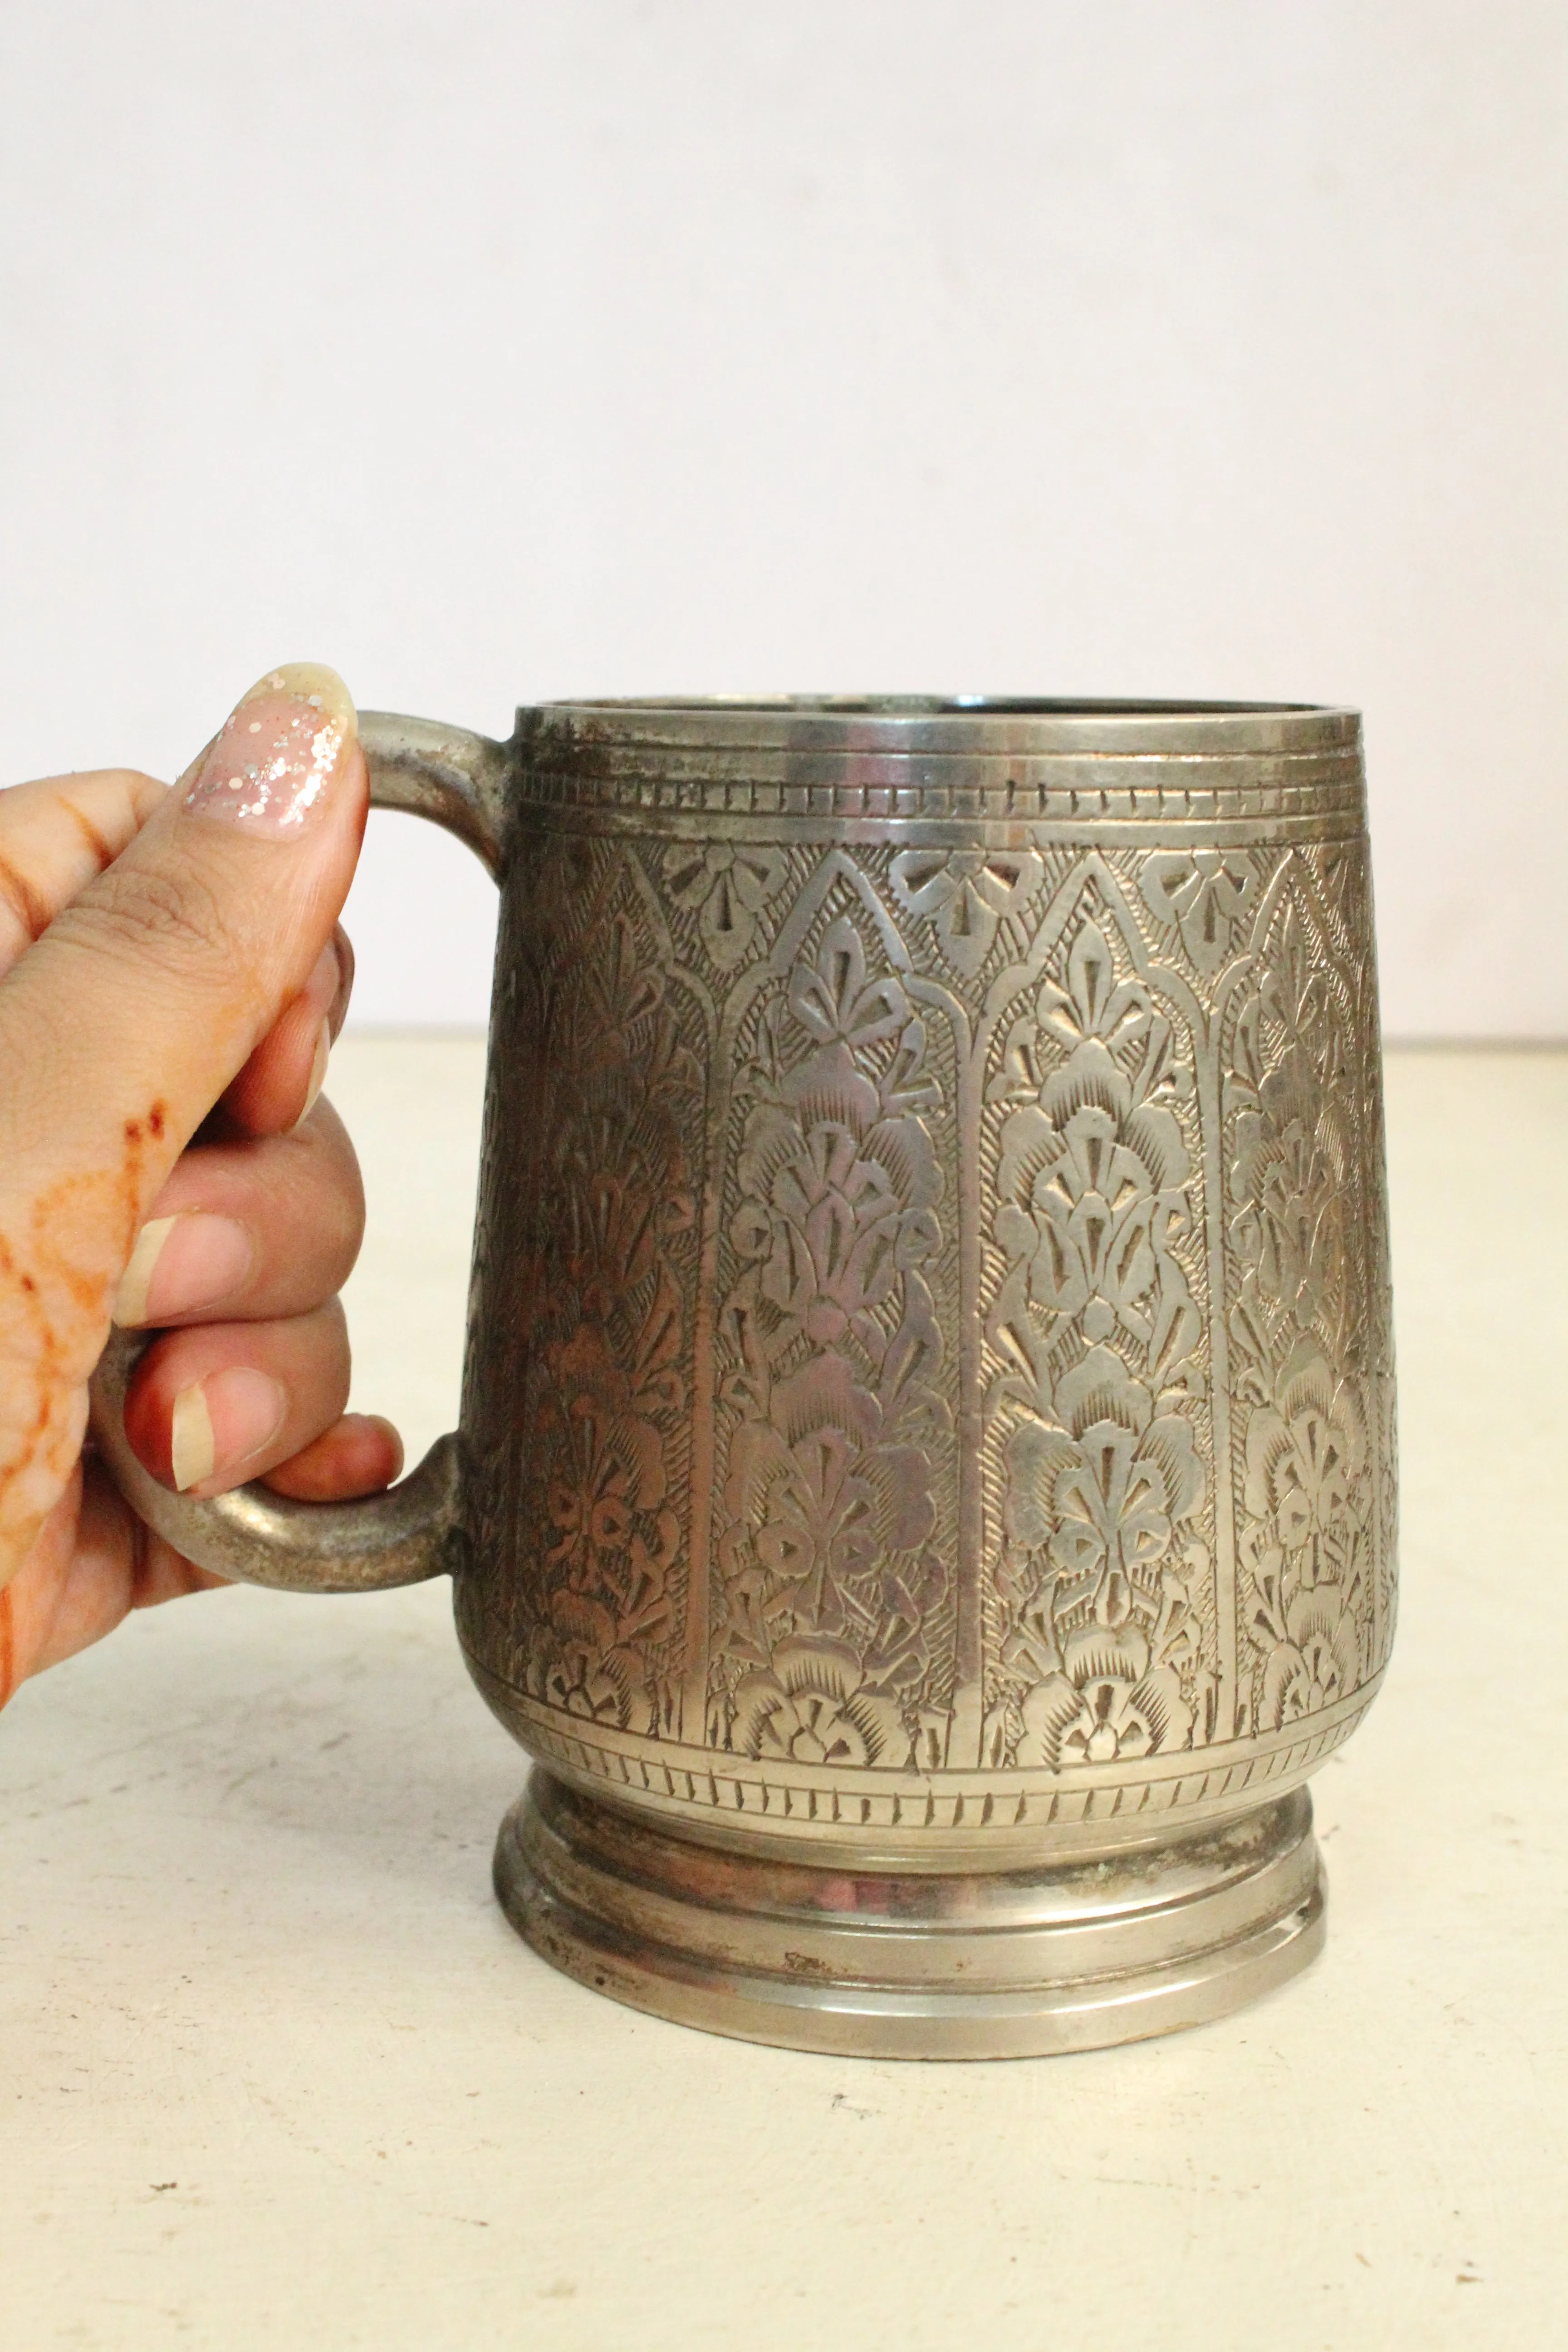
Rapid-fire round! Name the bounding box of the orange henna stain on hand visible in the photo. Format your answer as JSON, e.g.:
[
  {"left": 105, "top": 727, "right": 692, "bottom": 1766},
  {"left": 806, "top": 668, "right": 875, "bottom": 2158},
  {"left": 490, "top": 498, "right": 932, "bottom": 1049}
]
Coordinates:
[
  {"left": 25, "top": 1175, "right": 127, "bottom": 1319},
  {"left": 25, "top": 1102, "right": 168, "bottom": 1328},
  {"left": 61, "top": 801, "right": 116, "bottom": 875},
  {"left": 0, "top": 852, "right": 51, "bottom": 945},
  {"left": 0, "top": 1221, "right": 69, "bottom": 1563},
  {"left": 0, "top": 1098, "right": 177, "bottom": 1562}
]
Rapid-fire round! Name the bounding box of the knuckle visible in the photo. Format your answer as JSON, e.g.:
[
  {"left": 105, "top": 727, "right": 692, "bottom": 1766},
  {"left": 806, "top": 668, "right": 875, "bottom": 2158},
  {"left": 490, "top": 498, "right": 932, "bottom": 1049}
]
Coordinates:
[
  {"left": 285, "top": 1299, "right": 353, "bottom": 1416},
  {"left": 86, "top": 767, "right": 168, "bottom": 837},
  {"left": 294, "top": 1152, "right": 364, "bottom": 1283},
  {"left": 298, "top": 1100, "right": 364, "bottom": 1208},
  {"left": 0, "top": 858, "right": 46, "bottom": 953},
  {"left": 52, "top": 855, "right": 240, "bottom": 980},
  {"left": 68, "top": 765, "right": 165, "bottom": 812}
]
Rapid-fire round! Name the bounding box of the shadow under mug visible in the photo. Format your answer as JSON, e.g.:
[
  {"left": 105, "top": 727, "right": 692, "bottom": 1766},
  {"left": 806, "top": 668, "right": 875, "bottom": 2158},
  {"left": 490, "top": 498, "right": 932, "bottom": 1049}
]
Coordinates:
[{"left": 93, "top": 696, "right": 1397, "bottom": 2058}]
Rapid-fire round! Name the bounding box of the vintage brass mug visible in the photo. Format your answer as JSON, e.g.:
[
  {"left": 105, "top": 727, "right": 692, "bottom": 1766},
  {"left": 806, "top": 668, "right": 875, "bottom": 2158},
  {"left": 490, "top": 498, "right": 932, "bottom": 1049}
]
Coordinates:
[{"left": 94, "top": 698, "right": 1396, "bottom": 2058}]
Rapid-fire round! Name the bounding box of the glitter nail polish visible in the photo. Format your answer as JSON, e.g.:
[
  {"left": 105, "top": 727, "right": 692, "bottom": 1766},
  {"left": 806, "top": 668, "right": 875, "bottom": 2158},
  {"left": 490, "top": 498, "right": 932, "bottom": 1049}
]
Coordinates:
[{"left": 182, "top": 663, "right": 356, "bottom": 836}]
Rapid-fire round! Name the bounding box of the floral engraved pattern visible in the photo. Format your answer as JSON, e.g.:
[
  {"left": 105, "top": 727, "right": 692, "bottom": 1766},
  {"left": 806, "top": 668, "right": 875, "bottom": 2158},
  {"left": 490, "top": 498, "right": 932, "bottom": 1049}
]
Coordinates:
[
  {"left": 1141, "top": 848, "right": 1260, "bottom": 978},
  {"left": 890, "top": 847, "right": 1045, "bottom": 976},
  {"left": 664, "top": 840, "right": 789, "bottom": 969},
  {"left": 1225, "top": 872, "right": 1382, "bottom": 1735},
  {"left": 500, "top": 847, "right": 704, "bottom": 1739},
  {"left": 730, "top": 1639, "right": 907, "bottom": 1768},
  {"left": 708, "top": 908, "right": 954, "bottom": 1766},
  {"left": 474, "top": 803, "right": 1392, "bottom": 1813},
  {"left": 982, "top": 893, "right": 1215, "bottom": 1767}
]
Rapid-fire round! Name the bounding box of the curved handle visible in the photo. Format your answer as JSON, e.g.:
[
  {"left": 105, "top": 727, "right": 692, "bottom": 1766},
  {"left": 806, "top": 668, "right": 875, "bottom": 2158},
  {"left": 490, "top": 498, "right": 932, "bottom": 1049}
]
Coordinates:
[
  {"left": 356, "top": 710, "right": 510, "bottom": 881},
  {"left": 86, "top": 711, "right": 510, "bottom": 1593}
]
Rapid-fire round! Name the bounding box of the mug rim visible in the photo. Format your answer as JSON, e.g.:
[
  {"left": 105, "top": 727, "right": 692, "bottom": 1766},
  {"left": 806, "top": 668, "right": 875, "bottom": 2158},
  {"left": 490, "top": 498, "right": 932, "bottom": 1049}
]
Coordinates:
[
  {"left": 545, "top": 695, "right": 1328, "bottom": 714},
  {"left": 524, "top": 696, "right": 1361, "bottom": 759}
]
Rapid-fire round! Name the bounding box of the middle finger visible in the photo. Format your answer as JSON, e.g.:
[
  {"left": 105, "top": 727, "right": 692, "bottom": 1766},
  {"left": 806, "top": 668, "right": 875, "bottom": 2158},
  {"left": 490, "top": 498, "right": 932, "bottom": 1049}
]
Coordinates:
[
  {"left": 112, "top": 1096, "right": 364, "bottom": 1330},
  {"left": 124, "top": 1299, "right": 353, "bottom": 1496}
]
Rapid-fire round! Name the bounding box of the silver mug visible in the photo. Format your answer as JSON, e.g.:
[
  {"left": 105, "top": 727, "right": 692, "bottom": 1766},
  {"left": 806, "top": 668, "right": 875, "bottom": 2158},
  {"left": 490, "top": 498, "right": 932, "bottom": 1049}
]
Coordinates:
[{"left": 95, "top": 697, "right": 1396, "bottom": 2058}]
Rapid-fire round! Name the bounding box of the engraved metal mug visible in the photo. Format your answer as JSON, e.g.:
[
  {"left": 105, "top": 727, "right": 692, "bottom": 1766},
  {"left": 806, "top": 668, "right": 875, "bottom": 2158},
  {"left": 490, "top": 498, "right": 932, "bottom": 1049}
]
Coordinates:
[{"left": 93, "top": 698, "right": 1396, "bottom": 2058}]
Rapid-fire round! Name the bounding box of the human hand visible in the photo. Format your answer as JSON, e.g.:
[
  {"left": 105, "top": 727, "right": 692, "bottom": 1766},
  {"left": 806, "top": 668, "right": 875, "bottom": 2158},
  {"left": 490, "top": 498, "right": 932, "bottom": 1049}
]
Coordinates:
[{"left": 0, "top": 665, "right": 402, "bottom": 1707}]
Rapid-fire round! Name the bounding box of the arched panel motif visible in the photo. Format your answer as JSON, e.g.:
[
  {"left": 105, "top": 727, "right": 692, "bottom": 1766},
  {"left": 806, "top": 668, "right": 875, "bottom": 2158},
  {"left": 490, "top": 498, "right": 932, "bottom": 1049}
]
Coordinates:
[
  {"left": 977, "top": 857, "right": 1216, "bottom": 1773},
  {"left": 472, "top": 832, "right": 710, "bottom": 1741},
  {"left": 700, "top": 852, "right": 963, "bottom": 1774},
  {"left": 467, "top": 803, "right": 1392, "bottom": 1820},
  {"left": 1219, "top": 843, "right": 1392, "bottom": 1734}
]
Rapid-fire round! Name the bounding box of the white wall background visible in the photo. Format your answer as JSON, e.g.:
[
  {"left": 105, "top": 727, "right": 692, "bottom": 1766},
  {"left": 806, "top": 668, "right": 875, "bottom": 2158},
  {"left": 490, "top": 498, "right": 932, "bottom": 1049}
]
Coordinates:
[{"left": 2, "top": 0, "right": 1564, "bottom": 1036}]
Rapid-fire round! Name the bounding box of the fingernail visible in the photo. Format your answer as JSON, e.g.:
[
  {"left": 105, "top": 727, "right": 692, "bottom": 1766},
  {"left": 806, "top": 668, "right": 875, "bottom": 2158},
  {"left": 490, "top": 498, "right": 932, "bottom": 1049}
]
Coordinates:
[
  {"left": 171, "top": 1369, "right": 287, "bottom": 1491},
  {"left": 182, "top": 663, "right": 356, "bottom": 837},
  {"left": 113, "top": 1213, "right": 255, "bottom": 1327},
  {"left": 290, "top": 1020, "right": 331, "bottom": 1132}
]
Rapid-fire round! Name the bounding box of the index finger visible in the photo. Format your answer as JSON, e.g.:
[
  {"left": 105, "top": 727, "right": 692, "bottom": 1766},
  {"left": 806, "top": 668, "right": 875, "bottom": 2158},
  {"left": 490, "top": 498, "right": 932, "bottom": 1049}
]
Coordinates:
[{"left": 0, "top": 769, "right": 167, "bottom": 980}]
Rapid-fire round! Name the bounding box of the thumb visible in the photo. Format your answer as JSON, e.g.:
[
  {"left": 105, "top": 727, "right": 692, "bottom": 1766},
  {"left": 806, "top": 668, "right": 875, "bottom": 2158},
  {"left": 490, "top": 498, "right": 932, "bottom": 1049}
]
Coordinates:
[{"left": 0, "top": 662, "right": 366, "bottom": 1563}]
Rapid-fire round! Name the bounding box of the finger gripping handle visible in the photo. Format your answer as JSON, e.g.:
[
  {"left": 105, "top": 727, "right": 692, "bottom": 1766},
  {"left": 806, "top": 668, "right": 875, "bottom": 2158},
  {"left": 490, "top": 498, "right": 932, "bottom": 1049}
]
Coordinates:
[
  {"left": 90, "top": 1328, "right": 462, "bottom": 1591},
  {"left": 87, "top": 712, "right": 508, "bottom": 1593}
]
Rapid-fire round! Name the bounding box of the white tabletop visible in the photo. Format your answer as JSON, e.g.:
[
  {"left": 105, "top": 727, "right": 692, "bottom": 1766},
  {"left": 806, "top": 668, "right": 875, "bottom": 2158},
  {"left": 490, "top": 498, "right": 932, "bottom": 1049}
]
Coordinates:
[{"left": 4, "top": 1041, "right": 1564, "bottom": 2351}]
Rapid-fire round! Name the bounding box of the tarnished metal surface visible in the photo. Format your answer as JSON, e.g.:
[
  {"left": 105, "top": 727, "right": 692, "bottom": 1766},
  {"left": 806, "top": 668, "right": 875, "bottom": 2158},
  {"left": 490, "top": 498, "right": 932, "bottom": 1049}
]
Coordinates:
[
  {"left": 494, "top": 1772, "right": 1324, "bottom": 2060},
  {"left": 462, "top": 701, "right": 1395, "bottom": 1854},
  {"left": 94, "top": 696, "right": 1396, "bottom": 2054}
]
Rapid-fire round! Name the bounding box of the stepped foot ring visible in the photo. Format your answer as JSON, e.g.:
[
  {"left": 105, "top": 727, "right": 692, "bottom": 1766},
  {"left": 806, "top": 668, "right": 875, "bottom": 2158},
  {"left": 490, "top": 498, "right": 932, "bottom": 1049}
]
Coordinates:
[{"left": 494, "top": 1770, "right": 1326, "bottom": 2060}]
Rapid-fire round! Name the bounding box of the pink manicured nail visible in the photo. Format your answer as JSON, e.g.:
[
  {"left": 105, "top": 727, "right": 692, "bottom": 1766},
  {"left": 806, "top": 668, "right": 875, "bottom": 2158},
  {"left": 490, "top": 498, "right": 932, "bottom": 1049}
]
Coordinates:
[
  {"left": 113, "top": 1213, "right": 255, "bottom": 1327},
  {"left": 171, "top": 1368, "right": 287, "bottom": 1491},
  {"left": 183, "top": 663, "right": 356, "bottom": 836}
]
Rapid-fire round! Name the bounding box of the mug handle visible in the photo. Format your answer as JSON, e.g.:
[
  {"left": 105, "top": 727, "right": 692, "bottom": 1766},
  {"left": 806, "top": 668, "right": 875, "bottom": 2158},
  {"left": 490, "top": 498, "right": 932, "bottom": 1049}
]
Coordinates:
[{"left": 86, "top": 711, "right": 509, "bottom": 1593}]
